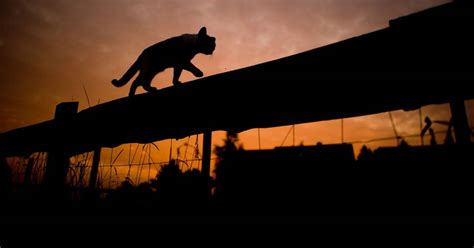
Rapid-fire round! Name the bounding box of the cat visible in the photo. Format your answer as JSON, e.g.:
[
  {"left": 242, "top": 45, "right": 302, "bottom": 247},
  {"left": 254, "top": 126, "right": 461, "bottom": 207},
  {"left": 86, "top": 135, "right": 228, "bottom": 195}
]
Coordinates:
[{"left": 112, "top": 27, "right": 216, "bottom": 97}]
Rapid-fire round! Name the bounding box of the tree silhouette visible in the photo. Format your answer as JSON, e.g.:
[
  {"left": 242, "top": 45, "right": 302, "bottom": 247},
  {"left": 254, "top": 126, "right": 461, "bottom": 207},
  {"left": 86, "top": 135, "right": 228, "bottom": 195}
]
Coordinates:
[
  {"left": 150, "top": 160, "right": 210, "bottom": 213},
  {"left": 214, "top": 132, "right": 243, "bottom": 160},
  {"left": 213, "top": 132, "right": 244, "bottom": 207},
  {"left": 106, "top": 159, "right": 211, "bottom": 213},
  {"left": 357, "top": 145, "right": 374, "bottom": 161}
]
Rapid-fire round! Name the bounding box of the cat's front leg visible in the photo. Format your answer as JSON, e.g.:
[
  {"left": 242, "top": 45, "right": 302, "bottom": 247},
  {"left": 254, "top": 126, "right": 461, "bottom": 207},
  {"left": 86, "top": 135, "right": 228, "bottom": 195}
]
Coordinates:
[
  {"left": 143, "top": 84, "right": 158, "bottom": 93},
  {"left": 184, "top": 63, "right": 204, "bottom": 77},
  {"left": 173, "top": 67, "right": 183, "bottom": 86}
]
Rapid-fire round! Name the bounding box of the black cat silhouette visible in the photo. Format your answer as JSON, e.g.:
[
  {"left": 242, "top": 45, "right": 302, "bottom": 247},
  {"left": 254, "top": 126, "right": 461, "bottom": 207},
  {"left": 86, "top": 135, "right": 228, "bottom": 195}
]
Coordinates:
[{"left": 112, "top": 27, "right": 216, "bottom": 97}]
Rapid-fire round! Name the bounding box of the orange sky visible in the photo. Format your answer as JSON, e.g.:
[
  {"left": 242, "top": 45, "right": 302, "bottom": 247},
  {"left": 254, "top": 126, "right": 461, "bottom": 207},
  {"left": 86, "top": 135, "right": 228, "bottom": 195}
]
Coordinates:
[{"left": 2, "top": 0, "right": 473, "bottom": 186}]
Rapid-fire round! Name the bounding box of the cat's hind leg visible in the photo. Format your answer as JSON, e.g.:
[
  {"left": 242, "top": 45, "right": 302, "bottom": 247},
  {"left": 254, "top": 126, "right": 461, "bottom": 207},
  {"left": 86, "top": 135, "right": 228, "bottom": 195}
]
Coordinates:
[
  {"left": 128, "top": 80, "right": 140, "bottom": 97},
  {"left": 129, "top": 73, "right": 148, "bottom": 97},
  {"left": 141, "top": 75, "right": 158, "bottom": 93}
]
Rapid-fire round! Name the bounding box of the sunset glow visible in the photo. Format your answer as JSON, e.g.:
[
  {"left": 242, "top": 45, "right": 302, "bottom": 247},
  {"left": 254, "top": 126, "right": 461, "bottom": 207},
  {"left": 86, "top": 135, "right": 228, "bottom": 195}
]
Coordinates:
[{"left": 2, "top": 0, "right": 473, "bottom": 186}]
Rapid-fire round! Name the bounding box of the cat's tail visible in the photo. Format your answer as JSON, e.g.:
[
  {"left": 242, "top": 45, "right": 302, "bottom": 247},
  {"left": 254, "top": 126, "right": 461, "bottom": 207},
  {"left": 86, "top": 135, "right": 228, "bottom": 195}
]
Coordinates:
[{"left": 112, "top": 59, "right": 140, "bottom": 87}]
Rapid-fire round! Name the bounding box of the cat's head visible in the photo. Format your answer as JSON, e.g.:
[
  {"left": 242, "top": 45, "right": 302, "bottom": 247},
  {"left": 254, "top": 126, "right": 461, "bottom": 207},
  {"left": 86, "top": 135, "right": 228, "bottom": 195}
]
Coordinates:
[{"left": 196, "top": 27, "right": 216, "bottom": 55}]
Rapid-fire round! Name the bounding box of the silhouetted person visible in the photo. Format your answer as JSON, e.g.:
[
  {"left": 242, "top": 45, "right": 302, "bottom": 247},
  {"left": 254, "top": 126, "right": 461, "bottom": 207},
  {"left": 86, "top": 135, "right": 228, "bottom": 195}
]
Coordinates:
[
  {"left": 112, "top": 27, "right": 216, "bottom": 97},
  {"left": 421, "top": 116, "right": 438, "bottom": 145},
  {"left": 428, "top": 128, "right": 437, "bottom": 145},
  {"left": 421, "top": 117, "right": 432, "bottom": 141},
  {"left": 444, "top": 119, "right": 455, "bottom": 145}
]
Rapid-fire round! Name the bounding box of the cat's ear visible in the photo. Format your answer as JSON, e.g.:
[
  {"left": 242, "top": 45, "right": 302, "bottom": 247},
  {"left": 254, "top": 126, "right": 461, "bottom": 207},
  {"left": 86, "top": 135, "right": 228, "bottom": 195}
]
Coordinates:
[{"left": 198, "top": 27, "right": 207, "bottom": 36}]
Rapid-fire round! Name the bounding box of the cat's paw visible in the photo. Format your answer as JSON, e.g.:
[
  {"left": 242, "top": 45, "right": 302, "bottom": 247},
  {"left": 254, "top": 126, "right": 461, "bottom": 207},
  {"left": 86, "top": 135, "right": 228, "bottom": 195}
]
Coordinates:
[{"left": 195, "top": 71, "right": 204, "bottom": 77}]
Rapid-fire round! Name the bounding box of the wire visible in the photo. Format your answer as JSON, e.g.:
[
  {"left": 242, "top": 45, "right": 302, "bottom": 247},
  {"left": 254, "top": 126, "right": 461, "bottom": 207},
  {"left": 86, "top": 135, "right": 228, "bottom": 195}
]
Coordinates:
[
  {"left": 341, "top": 119, "right": 345, "bottom": 143},
  {"left": 292, "top": 125, "right": 296, "bottom": 146},
  {"left": 169, "top": 139, "right": 173, "bottom": 161},
  {"left": 388, "top": 111, "right": 400, "bottom": 145},
  {"left": 82, "top": 85, "right": 91, "bottom": 108},
  {"left": 280, "top": 126, "right": 294, "bottom": 147},
  {"left": 258, "top": 128, "right": 261, "bottom": 150},
  {"left": 349, "top": 130, "right": 447, "bottom": 144}
]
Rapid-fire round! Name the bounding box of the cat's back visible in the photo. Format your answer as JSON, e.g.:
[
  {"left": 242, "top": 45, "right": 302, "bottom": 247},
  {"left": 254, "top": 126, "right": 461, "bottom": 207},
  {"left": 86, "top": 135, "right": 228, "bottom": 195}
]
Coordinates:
[{"left": 145, "top": 34, "right": 196, "bottom": 55}]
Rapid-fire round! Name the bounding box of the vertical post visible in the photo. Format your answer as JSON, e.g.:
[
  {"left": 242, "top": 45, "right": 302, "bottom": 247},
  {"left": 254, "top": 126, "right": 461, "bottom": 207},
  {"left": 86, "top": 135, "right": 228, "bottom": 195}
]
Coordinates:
[
  {"left": 258, "top": 128, "right": 261, "bottom": 150},
  {"left": 202, "top": 130, "right": 212, "bottom": 177},
  {"left": 88, "top": 148, "right": 101, "bottom": 190},
  {"left": 44, "top": 102, "right": 77, "bottom": 189},
  {"left": 388, "top": 112, "right": 400, "bottom": 146},
  {"left": 450, "top": 99, "right": 471, "bottom": 144},
  {"left": 44, "top": 149, "right": 70, "bottom": 189},
  {"left": 1, "top": 156, "right": 11, "bottom": 196},
  {"left": 341, "top": 119, "right": 344, "bottom": 143},
  {"left": 292, "top": 125, "right": 296, "bottom": 146},
  {"left": 24, "top": 157, "right": 34, "bottom": 186}
]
